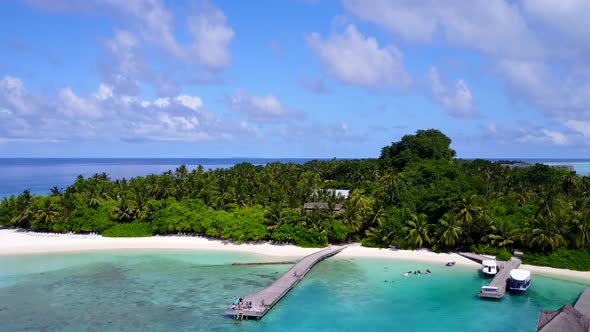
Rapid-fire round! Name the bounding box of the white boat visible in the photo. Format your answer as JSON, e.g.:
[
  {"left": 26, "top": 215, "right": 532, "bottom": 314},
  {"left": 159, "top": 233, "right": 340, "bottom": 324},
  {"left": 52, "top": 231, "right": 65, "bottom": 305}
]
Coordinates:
[
  {"left": 481, "top": 259, "right": 497, "bottom": 277},
  {"left": 479, "top": 286, "right": 500, "bottom": 298},
  {"left": 508, "top": 269, "right": 531, "bottom": 292}
]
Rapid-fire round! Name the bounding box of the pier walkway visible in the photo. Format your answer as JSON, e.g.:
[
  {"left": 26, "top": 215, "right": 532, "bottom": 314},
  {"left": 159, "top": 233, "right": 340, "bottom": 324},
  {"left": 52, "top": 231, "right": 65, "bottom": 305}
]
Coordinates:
[
  {"left": 225, "top": 245, "right": 347, "bottom": 320},
  {"left": 457, "top": 252, "right": 522, "bottom": 299}
]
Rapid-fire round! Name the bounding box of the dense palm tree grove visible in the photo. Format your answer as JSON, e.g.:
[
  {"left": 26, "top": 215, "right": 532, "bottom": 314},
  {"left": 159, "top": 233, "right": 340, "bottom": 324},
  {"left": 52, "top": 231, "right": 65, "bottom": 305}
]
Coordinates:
[{"left": 2, "top": 129, "right": 590, "bottom": 268}]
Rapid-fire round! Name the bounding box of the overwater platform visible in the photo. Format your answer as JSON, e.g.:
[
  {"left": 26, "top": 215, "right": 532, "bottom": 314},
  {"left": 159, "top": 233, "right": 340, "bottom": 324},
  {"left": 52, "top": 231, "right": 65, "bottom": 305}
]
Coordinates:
[
  {"left": 457, "top": 252, "right": 522, "bottom": 299},
  {"left": 225, "top": 245, "right": 347, "bottom": 320}
]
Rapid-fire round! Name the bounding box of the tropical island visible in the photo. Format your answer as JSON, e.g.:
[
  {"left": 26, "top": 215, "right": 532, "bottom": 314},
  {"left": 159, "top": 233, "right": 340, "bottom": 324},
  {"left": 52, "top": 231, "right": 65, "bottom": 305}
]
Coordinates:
[{"left": 2, "top": 129, "right": 589, "bottom": 272}]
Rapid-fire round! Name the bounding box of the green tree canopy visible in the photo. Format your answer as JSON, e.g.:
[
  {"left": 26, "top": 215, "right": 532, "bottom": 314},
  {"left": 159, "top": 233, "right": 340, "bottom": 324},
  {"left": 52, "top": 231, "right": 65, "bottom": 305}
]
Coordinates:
[{"left": 380, "top": 129, "right": 456, "bottom": 170}]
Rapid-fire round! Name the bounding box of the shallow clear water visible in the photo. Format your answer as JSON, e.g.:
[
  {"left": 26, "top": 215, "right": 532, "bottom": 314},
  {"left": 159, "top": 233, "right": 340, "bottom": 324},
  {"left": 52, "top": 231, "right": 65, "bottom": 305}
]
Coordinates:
[{"left": 0, "top": 251, "right": 585, "bottom": 331}]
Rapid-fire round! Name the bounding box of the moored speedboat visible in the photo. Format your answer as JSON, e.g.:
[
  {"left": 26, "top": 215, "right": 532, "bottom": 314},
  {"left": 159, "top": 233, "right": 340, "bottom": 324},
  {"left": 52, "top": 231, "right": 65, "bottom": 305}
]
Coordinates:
[
  {"left": 508, "top": 269, "right": 531, "bottom": 293},
  {"left": 481, "top": 259, "right": 497, "bottom": 277},
  {"left": 446, "top": 261, "right": 456, "bottom": 267}
]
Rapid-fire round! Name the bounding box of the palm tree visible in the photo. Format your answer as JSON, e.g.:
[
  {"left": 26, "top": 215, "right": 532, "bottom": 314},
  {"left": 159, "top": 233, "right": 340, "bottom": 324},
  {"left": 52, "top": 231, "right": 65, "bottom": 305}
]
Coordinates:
[
  {"left": 561, "top": 172, "right": 579, "bottom": 196},
  {"left": 523, "top": 215, "right": 566, "bottom": 252},
  {"left": 343, "top": 190, "right": 373, "bottom": 242},
  {"left": 380, "top": 171, "right": 400, "bottom": 203},
  {"left": 112, "top": 197, "right": 137, "bottom": 223},
  {"left": 264, "top": 203, "right": 286, "bottom": 234},
  {"left": 455, "top": 194, "right": 482, "bottom": 225},
  {"left": 487, "top": 219, "right": 518, "bottom": 247},
  {"left": 535, "top": 190, "right": 564, "bottom": 221},
  {"left": 86, "top": 189, "right": 104, "bottom": 209},
  {"left": 436, "top": 213, "right": 462, "bottom": 250},
  {"left": 365, "top": 226, "right": 394, "bottom": 248},
  {"left": 12, "top": 189, "right": 33, "bottom": 228},
  {"left": 349, "top": 190, "right": 370, "bottom": 212},
  {"left": 175, "top": 165, "right": 189, "bottom": 180},
  {"left": 133, "top": 188, "right": 149, "bottom": 222},
  {"left": 569, "top": 207, "right": 590, "bottom": 249},
  {"left": 342, "top": 206, "right": 363, "bottom": 243},
  {"left": 403, "top": 213, "right": 431, "bottom": 249},
  {"left": 50, "top": 186, "right": 62, "bottom": 197},
  {"left": 32, "top": 198, "right": 60, "bottom": 230},
  {"left": 478, "top": 167, "right": 492, "bottom": 193},
  {"left": 515, "top": 189, "right": 533, "bottom": 207}
]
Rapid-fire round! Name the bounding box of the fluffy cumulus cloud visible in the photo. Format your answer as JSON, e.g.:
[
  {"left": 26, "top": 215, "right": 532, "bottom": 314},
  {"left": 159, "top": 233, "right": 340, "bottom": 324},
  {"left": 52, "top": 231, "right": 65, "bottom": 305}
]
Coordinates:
[
  {"left": 343, "top": 0, "right": 590, "bottom": 145},
  {"left": 428, "top": 67, "right": 473, "bottom": 117},
  {"left": 99, "top": 30, "right": 148, "bottom": 96},
  {"left": 57, "top": 87, "right": 102, "bottom": 119},
  {"left": 0, "top": 75, "right": 242, "bottom": 143},
  {"left": 565, "top": 120, "right": 590, "bottom": 139},
  {"left": 343, "top": 0, "right": 543, "bottom": 59},
  {"left": 187, "top": 3, "right": 234, "bottom": 70},
  {"left": 305, "top": 25, "right": 411, "bottom": 89},
  {"left": 228, "top": 90, "right": 304, "bottom": 122},
  {"left": 25, "top": 0, "right": 235, "bottom": 71},
  {"left": 0, "top": 76, "right": 37, "bottom": 115}
]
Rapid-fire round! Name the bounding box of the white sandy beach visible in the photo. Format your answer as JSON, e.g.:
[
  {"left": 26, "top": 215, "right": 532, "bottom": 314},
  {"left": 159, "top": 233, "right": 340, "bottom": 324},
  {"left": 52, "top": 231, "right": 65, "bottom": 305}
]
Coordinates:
[{"left": 1, "top": 229, "right": 589, "bottom": 282}]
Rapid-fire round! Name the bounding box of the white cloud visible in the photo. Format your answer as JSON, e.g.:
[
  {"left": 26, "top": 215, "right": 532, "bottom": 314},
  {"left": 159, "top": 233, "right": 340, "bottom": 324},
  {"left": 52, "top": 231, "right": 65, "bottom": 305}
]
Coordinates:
[
  {"left": 565, "top": 120, "right": 590, "bottom": 138},
  {"left": 343, "top": 0, "right": 543, "bottom": 59},
  {"left": 485, "top": 122, "right": 570, "bottom": 146},
  {"left": 153, "top": 97, "right": 171, "bottom": 108},
  {"left": 521, "top": 0, "right": 590, "bottom": 60},
  {"left": 498, "top": 59, "right": 590, "bottom": 121},
  {"left": 94, "top": 84, "right": 113, "bottom": 101},
  {"left": 0, "top": 75, "right": 239, "bottom": 143},
  {"left": 428, "top": 67, "right": 474, "bottom": 117},
  {"left": 25, "top": 0, "right": 235, "bottom": 71},
  {"left": 229, "top": 90, "right": 304, "bottom": 122},
  {"left": 174, "top": 95, "right": 203, "bottom": 112},
  {"left": 100, "top": 30, "right": 146, "bottom": 96},
  {"left": 0, "top": 76, "right": 35, "bottom": 114},
  {"left": 541, "top": 129, "right": 569, "bottom": 145},
  {"left": 187, "top": 3, "right": 234, "bottom": 69},
  {"left": 305, "top": 24, "right": 411, "bottom": 88},
  {"left": 343, "top": 0, "right": 590, "bottom": 144},
  {"left": 57, "top": 87, "right": 102, "bottom": 118}
]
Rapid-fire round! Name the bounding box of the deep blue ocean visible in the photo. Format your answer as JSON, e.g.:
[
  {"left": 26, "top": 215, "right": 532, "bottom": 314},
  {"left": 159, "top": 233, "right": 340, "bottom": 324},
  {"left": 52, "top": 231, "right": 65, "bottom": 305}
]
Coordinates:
[
  {"left": 0, "top": 158, "right": 588, "bottom": 198},
  {"left": 0, "top": 158, "right": 316, "bottom": 198}
]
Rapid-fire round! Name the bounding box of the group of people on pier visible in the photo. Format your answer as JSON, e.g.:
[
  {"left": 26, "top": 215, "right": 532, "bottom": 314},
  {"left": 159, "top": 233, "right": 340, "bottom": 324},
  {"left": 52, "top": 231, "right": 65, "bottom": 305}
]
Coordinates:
[{"left": 231, "top": 297, "right": 252, "bottom": 310}]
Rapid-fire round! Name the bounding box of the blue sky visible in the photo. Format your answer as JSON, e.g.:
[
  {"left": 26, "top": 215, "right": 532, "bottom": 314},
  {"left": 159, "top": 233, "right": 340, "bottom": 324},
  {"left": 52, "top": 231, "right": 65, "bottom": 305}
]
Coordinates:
[{"left": 1, "top": 0, "right": 590, "bottom": 158}]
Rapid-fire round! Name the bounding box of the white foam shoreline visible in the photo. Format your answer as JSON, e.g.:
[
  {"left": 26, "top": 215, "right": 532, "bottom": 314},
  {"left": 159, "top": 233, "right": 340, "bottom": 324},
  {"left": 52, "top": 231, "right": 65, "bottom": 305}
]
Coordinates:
[{"left": 1, "top": 229, "right": 589, "bottom": 282}]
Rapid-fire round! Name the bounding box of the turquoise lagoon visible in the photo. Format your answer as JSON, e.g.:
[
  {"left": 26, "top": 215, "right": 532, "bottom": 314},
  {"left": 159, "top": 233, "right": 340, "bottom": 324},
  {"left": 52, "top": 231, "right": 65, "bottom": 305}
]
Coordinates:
[{"left": 0, "top": 251, "right": 585, "bottom": 332}]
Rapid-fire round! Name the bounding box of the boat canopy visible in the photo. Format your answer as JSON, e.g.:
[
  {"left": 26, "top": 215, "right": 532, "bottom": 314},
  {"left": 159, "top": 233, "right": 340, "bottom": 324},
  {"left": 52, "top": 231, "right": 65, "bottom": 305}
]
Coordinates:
[
  {"left": 510, "top": 269, "right": 531, "bottom": 281},
  {"left": 482, "top": 259, "right": 497, "bottom": 267}
]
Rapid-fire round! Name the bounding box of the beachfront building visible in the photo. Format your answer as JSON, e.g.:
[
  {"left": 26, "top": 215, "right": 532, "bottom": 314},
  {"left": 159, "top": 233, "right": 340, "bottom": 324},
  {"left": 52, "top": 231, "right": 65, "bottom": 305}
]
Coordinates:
[
  {"left": 537, "top": 286, "right": 590, "bottom": 331},
  {"left": 303, "top": 202, "right": 345, "bottom": 213},
  {"left": 312, "top": 189, "right": 350, "bottom": 200}
]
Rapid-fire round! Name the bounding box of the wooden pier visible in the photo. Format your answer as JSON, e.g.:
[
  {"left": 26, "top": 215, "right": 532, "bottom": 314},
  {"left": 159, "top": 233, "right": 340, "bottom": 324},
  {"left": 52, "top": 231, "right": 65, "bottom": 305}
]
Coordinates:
[
  {"left": 457, "top": 252, "right": 522, "bottom": 299},
  {"left": 231, "top": 261, "right": 296, "bottom": 266},
  {"left": 224, "top": 245, "right": 347, "bottom": 320}
]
